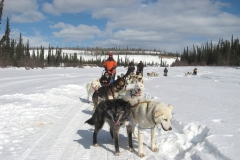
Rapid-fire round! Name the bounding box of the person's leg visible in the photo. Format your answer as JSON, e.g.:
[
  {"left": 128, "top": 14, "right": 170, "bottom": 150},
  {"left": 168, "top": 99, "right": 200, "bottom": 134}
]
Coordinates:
[{"left": 111, "top": 74, "right": 115, "bottom": 82}]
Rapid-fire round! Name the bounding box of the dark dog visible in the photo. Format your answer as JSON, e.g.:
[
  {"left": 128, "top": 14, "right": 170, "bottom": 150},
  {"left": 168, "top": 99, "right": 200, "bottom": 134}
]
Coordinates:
[
  {"left": 92, "top": 77, "right": 126, "bottom": 110},
  {"left": 85, "top": 99, "right": 133, "bottom": 156}
]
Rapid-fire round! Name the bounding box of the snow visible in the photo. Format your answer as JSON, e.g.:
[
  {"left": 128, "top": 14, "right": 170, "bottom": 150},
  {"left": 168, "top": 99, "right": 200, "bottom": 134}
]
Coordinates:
[{"left": 0, "top": 66, "right": 239, "bottom": 160}]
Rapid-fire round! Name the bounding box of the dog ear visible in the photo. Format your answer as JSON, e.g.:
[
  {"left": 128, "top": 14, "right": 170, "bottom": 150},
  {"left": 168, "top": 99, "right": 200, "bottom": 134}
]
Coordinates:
[
  {"left": 155, "top": 110, "right": 163, "bottom": 117},
  {"left": 117, "top": 75, "right": 120, "bottom": 79},
  {"left": 168, "top": 104, "right": 173, "bottom": 110}
]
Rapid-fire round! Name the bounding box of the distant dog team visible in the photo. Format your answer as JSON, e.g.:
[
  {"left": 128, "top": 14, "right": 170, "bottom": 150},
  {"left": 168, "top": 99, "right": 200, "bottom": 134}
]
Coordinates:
[{"left": 147, "top": 72, "right": 159, "bottom": 77}]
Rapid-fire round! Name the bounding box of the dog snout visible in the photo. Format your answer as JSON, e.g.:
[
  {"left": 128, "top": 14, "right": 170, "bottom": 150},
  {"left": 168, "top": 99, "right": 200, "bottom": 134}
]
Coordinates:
[
  {"left": 169, "top": 126, "right": 172, "bottom": 130},
  {"left": 113, "top": 116, "right": 119, "bottom": 122}
]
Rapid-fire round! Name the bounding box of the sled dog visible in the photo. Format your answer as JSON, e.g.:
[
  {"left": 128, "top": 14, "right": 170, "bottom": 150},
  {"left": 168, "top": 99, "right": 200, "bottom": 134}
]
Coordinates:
[
  {"left": 137, "top": 73, "right": 144, "bottom": 84},
  {"left": 92, "top": 77, "right": 126, "bottom": 110},
  {"left": 127, "top": 97, "right": 173, "bottom": 157},
  {"left": 118, "top": 82, "right": 144, "bottom": 99},
  {"left": 85, "top": 99, "right": 133, "bottom": 156},
  {"left": 86, "top": 78, "right": 101, "bottom": 102},
  {"left": 185, "top": 72, "right": 192, "bottom": 76},
  {"left": 126, "top": 73, "right": 144, "bottom": 84},
  {"left": 147, "top": 72, "right": 159, "bottom": 77}
]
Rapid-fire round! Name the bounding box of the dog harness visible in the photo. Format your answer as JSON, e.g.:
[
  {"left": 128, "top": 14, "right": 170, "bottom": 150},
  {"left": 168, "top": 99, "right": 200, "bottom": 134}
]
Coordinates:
[
  {"left": 126, "top": 114, "right": 155, "bottom": 130},
  {"left": 131, "top": 100, "right": 151, "bottom": 108},
  {"left": 126, "top": 100, "right": 156, "bottom": 130},
  {"left": 106, "top": 78, "right": 126, "bottom": 99}
]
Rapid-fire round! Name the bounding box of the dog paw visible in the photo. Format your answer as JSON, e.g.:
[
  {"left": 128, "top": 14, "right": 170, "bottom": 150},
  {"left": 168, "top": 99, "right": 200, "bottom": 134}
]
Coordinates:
[
  {"left": 94, "top": 143, "right": 99, "bottom": 147},
  {"left": 129, "top": 148, "right": 135, "bottom": 152},
  {"left": 152, "top": 146, "right": 159, "bottom": 152},
  {"left": 139, "top": 153, "right": 145, "bottom": 158},
  {"left": 115, "top": 152, "right": 120, "bottom": 156},
  {"left": 133, "top": 133, "right": 138, "bottom": 139}
]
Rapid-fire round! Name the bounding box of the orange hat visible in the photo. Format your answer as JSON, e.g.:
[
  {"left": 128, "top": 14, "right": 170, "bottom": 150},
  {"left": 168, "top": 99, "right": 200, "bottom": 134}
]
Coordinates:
[{"left": 109, "top": 51, "right": 113, "bottom": 56}]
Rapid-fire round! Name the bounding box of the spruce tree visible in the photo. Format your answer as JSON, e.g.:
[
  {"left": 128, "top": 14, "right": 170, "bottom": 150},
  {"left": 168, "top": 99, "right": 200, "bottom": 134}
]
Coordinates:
[
  {"left": 0, "top": 0, "right": 4, "bottom": 25},
  {"left": 15, "top": 33, "right": 24, "bottom": 67}
]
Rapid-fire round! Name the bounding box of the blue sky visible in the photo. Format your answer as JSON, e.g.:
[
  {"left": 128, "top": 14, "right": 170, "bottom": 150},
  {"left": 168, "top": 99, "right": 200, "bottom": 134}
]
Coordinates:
[{"left": 1, "top": 0, "right": 240, "bottom": 53}]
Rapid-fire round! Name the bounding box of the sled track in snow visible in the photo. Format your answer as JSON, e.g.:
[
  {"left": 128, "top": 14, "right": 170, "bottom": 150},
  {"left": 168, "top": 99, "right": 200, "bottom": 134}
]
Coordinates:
[{"left": 18, "top": 100, "right": 89, "bottom": 160}]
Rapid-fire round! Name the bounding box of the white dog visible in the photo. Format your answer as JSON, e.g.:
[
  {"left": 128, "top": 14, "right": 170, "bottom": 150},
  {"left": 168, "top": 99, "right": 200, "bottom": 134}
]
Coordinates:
[
  {"left": 136, "top": 73, "right": 144, "bottom": 84},
  {"left": 118, "top": 82, "right": 144, "bottom": 99},
  {"left": 147, "top": 72, "right": 159, "bottom": 77},
  {"left": 127, "top": 97, "right": 173, "bottom": 157},
  {"left": 185, "top": 72, "right": 192, "bottom": 76},
  {"left": 86, "top": 78, "right": 101, "bottom": 102}
]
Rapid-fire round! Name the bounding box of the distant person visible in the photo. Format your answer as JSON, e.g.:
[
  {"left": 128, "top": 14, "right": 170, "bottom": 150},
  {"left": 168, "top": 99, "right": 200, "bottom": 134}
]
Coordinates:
[
  {"left": 103, "top": 51, "right": 117, "bottom": 82},
  {"left": 99, "top": 72, "right": 111, "bottom": 86},
  {"left": 136, "top": 61, "right": 144, "bottom": 76},
  {"left": 193, "top": 68, "right": 197, "bottom": 75},
  {"left": 163, "top": 67, "right": 168, "bottom": 76},
  {"left": 124, "top": 61, "right": 135, "bottom": 78}
]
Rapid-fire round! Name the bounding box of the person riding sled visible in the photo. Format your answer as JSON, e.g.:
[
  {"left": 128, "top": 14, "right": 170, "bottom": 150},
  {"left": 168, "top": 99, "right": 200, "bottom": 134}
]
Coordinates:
[
  {"left": 136, "top": 60, "right": 144, "bottom": 76},
  {"left": 163, "top": 67, "right": 168, "bottom": 76},
  {"left": 99, "top": 72, "right": 111, "bottom": 86},
  {"left": 103, "top": 51, "right": 117, "bottom": 83},
  {"left": 124, "top": 61, "right": 135, "bottom": 78},
  {"left": 193, "top": 68, "right": 197, "bottom": 75}
]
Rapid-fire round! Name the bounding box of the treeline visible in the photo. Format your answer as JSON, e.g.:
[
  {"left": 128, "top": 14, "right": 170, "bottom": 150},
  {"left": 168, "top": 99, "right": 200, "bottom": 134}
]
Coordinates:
[
  {"left": 172, "top": 35, "right": 240, "bottom": 66},
  {"left": 0, "top": 18, "right": 173, "bottom": 68}
]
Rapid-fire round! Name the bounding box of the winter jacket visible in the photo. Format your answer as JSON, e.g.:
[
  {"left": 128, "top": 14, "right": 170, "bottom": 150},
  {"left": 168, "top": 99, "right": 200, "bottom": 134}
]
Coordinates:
[
  {"left": 103, "top": 57, "right": 117, "bottom": 75},
  {"left": 124, "top": 62, "right": 135, "bottom": 77},
  {"left": 164, "top": 68, "right": 168, "bottom": 73},
  {"left": 193, "top": 68, "right": 197, "bottom": 75},
  {"left": 137, "top": 62, "right": 144, "bottom": 71},
  {"left": 99, "top": 75, "right": 111, "bottom": 86}
]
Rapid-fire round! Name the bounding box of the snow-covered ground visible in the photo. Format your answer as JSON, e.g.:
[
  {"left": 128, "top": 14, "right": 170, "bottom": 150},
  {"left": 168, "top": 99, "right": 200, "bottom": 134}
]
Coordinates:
[
  {"left": 29, "top": 49, "right": 177, "bottom": 66},
  {"left": 0, "top": 66, "right": 239, "bottom": 160}
]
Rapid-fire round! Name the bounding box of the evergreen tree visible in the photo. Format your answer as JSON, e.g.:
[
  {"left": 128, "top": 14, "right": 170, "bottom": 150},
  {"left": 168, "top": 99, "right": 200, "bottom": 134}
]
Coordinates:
[
  {"left": 15, "top": 33, "right": 24, "bottom": 67},
  {"left": 0, "top": 0, "right": 4, "bottom": 25},
  {"left": 25, "top": 40, "right": 30, "bottom": 60},
  {"left": 10, "top": 39, "right": 16, "bottom": 66}
]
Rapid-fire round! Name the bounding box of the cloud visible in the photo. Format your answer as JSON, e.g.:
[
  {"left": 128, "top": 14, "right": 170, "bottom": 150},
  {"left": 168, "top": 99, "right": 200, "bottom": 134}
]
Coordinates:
[
  {"left": 50, "top": 22, "right": 101, "bottom": 42},
  {"left": 3, "top": 0, "right": 45, "bottom": 23},
  {"left": 10, "top": 28, "right": 50, "bottom": 47},
  {"left": 42, "top": 0, "right": 138, "bottom": 15},
  {"left": 92, "top": 0, "right": 240, "bottom": 52},
  {"left": 10, "top": 11, "right": 45, "bottom": 23}
]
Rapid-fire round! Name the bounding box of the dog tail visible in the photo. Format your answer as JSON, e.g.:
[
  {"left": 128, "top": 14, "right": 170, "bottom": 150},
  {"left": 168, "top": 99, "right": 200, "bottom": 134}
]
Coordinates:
[{"left": 85, "top": 117, "right": 94, "bottom": 125}]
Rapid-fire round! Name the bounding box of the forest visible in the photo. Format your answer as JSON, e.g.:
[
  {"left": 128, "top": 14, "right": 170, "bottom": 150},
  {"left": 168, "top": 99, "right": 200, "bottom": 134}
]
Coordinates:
[{"left": 172, "top": 35, "right": 240, "bottom": 66}]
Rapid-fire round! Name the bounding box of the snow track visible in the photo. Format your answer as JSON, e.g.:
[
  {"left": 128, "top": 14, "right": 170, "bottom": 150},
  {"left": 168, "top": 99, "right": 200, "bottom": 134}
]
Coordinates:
[{"left": 19, "top": 103, "right": 85, "bottom": 160}]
